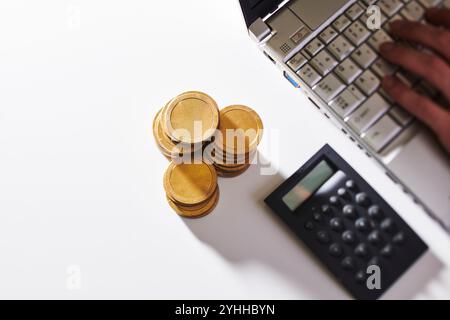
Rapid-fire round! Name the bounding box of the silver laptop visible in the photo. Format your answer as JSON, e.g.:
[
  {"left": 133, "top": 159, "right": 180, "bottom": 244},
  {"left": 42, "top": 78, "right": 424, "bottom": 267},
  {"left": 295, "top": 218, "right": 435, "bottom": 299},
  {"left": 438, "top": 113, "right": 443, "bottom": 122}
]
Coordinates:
[{"left": 239, "top": 0, "right": 450, "bottom": 230}]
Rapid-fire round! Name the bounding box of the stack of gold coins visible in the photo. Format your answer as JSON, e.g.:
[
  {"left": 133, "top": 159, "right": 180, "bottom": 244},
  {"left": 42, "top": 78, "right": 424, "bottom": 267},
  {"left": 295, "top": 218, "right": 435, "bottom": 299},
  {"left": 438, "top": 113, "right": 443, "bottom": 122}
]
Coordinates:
[
  {"left": 153, "top": 92, "right": 264, "bottom": 218},
  {"left": 211, "top": 105, "right": 263, "bottom": 177},
  {"left": 163, "top": 161, "right": 219, "bottom": 218},
  {"left": 153, "top": 91, "right": 220, "bottom": 159}
]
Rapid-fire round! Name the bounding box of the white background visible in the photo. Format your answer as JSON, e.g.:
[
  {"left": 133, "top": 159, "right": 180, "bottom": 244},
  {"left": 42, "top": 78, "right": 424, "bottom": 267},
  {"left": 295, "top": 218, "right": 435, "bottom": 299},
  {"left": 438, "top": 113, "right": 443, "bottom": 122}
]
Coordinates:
[{"left": 0, "top": 0, "right": 449, "bottom": 299}]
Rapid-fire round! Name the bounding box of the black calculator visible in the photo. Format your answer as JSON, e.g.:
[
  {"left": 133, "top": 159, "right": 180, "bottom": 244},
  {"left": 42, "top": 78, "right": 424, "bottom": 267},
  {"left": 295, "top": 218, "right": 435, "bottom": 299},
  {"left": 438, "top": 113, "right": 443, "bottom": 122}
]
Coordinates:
[{"left": 265, "top": 145, "right": 428, "bottom": 300}]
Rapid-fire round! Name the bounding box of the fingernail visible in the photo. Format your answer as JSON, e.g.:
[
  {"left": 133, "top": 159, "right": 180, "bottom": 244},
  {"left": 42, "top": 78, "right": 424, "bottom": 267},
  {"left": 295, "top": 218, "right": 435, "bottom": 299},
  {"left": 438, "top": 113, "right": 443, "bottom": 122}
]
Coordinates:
[
  {"left": 383, "top": 76, "right": 396, "bottom": 89},
  {"left": 380, "top": 42, "right": 395, "bottom": 53}
]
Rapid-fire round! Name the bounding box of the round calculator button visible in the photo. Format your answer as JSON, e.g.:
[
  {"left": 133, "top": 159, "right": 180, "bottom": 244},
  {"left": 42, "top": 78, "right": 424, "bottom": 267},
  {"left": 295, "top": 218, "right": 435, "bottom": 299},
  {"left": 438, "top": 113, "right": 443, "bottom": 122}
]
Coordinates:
[
  {"left": 381, "top": 244, "right": 394, "bottom": 258},
  {"left": 355, "top": 243, "right": 369, "bottom": 258},
  {"left": 321, "top": 204, "right": 331, "bottom": 214},
  {"left": 355, "top": 270, "right": 366, "bottom": 284},
  {"left": 342, "top": 230, "right": 356, "bottom": 244},
  {"left": 380, "top": 218, "right": 396, "bottom": 234},
  {"left": 346, "top": 180, "right": 357, "bottom": 190},
  {"left": 337, "top": 188, "right": 348, "bottom": 198},
  {"left": 368, "top": 257, "right": 381, "bottom": 269},
  {"left": 355, "top": 193, "right": 370, "bottom": 206},
  {"left": 368, "top": 205, "right": 384, "bottom": 221},
  {"left": 330, "top": 218, "right": 344, "bottom": 231},
  {"left": 329, "top": 243, "right": 343, "bottom": 257},
  {"left": 317, "top": 231, "right": 331, "bottom": 244},
  {"left": 343, "top": 205, "right": 357, "bottom": 220},
  {"left": 342, "top": 257, "right": 355, "bottom": 271},
  {"left": 393, "top": 232, "right": 406, "bottom": 246},
  {"left": 355, "top": 218, "right": 371, "bottom": 233},
  {"left": 304, "top": 221, "right": 315, "bottom": 231},
  {"left": 368, "top": 230, "right": 382, "bottom": 246},
  {"left": 329, "top": 196, "right": 339, "bottom": 206},
  {"left": 313, "top": 213, "right": 323, "bottom": 222}
]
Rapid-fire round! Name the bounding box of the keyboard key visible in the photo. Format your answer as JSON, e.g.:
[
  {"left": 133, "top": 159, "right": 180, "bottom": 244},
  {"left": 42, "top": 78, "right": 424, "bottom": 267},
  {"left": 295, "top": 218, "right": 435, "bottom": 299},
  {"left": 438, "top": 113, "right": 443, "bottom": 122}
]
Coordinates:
[
  {"left": 401, "top": 1, "right": 426, "bottom": 21},
  {"left": 335, "top": 58, "right": 362, "bottom": 84},
  {"left": 310, "top": 50, "right": 338, "bottom": 76},
  {"left": 390, "top": 106, "right": 414, "bottom": 126},
  {"left": 344, "top": 21, "right": 371, "bottom": 46},
  {"left": 347, "top": 93, "right": 391, "bottom": 134},
  {"left": 371, "top": 58, "right": 397, "bottom": 78},
  {"left": 287, "top": 52, "right": 307, "bottom": 71},
  {"left": 333, "top": 14, "right": 352, "bottom": 32},
  {"left": 319, "top": 26, "right": 339, "bottom": 44},
  {"left": 346, "top": 3, "right": 365, "bottom": 20},
  {"left": 329, "top": 85, "right": 365, "bottom": 118},
  {"left": 355, "top": 70, "right": 380, "bottom": 96},
  {"left": 363, "top": 115, "right": 402, "bottom": 152},
  {"left": 419, "top": 0, "right": 442, "bottom": 8},
  {"left": 328, "top": 36, "right": 355, "bottom": 61},
  {"left": 314, "top": 73, "right": 346, "bottom": 102},
  {"left": 352, "top": 44, "right": 377, "bottom": 69},
  {"left": 378, "top": 0, "right": 404, "bottom": 17},
  {"left": 297, "top": 64, "right": 322, "bottom": 86},
  {"left": 368, "top": 29, "right": 393, "bottom": 52},
  {"left": 305, "top": 38, "right": 325, "bottom": 56}
]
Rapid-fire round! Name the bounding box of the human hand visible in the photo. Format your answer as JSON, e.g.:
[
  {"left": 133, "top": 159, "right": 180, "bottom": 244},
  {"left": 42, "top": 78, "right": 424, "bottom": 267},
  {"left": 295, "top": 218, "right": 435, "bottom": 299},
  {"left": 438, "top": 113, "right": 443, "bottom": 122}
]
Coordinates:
[{"left": 379, "top": 8, "right": 450, "bottom": 154}]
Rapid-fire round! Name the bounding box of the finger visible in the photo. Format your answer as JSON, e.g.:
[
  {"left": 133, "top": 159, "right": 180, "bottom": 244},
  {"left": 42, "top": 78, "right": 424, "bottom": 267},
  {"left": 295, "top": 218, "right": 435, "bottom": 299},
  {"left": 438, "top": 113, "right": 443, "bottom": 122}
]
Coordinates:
[
  {"left": 425, "top": 8, "right": 450, "bottom": 29},
  {"left": 388, "top": 20, "right": 450, "bottom": 62},
  {"left": 382, "top": 76, "right": 449, "bottom": 134},
  {"left": 380, "top": 42, "right": 450, "bottom": 101}
]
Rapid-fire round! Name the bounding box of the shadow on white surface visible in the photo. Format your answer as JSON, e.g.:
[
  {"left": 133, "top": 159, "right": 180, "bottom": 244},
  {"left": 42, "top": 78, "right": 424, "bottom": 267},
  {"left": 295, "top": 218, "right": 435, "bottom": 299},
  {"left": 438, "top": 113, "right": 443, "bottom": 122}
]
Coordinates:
[{"left": 183, "top": 154, "right": 444, "bottom": 299}]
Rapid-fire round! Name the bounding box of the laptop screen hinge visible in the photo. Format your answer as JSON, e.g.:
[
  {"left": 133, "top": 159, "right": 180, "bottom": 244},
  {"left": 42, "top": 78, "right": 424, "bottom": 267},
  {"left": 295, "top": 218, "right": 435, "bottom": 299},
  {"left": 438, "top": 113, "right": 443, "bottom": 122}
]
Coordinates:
[{"left": 249, "top": 18, "right": 271, "bottom": 43}]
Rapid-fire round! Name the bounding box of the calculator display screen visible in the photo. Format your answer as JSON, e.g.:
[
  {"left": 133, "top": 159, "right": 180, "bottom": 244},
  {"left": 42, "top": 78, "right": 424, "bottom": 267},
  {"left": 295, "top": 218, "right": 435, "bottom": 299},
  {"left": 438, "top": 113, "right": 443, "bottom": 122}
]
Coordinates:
[{"left": 282, "top": 160, "right": 334, "bottom": 211}]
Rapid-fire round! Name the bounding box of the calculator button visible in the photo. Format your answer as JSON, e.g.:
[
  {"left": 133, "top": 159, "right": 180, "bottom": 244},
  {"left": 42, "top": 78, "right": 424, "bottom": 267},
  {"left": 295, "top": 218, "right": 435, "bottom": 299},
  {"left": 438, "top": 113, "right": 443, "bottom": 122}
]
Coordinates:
[
  {"left": 368, "top": 205, "right": 384, "bottom": 221},
  {"left": 368, "top": 230, "right": 383, "bottom": 246},
  {"left": 393, "top": 232, "right": 406, "bottom": 246},
  {"left": 355, "top": 270, "right": 366, "bottom": 284},
  {"left": 330, "top": 196, "right": 340, "bottom": 206},
  {"left": 343, "top": 205, "right": 357, "bottom": 220},
  {"left": 304, "top": 221, "right": 315, "bottom": 231},
  {"left": 355, "top": 243, "right": 370, "bottom": 258},
  {"left": 381, "top": 244, "right": 394, "bottom": 258},
  {"left": 342, "top": 230, "right": 357, "bottom": 244},
  {"left": 330, "top": 218, "right": 344, "bottom": 231},
  {"left": 313, "top": 212, "right": 324, "bottom": 222},
  {"left": 317, "top": 231, "right": 331, "bottom": 244},
  {"left": 368, "top": 257, "right": 381, "bottom": 268},
  {"left": 345, "top": 180, "right": 357, "bottom": 190},
  {"left": 337, "top": 188, "right": 348, "bottom": 198},
  {"left": 381, "top": 218, "right": 396, "bottom": 233},
  {"left": 355, "top": 218, "right": 371, "bottom": 232},
  {"left": 355, "top": 193, "right": 370, "bottom": 207},
  {"left": 329, "top": 243, "right": 344, "bottom": 257},
  {"left": 321, "top": 204, "right": 332, "bottom": 214},
  {"left": 342, "top": 257, "right": 356, "bottom": 271}
]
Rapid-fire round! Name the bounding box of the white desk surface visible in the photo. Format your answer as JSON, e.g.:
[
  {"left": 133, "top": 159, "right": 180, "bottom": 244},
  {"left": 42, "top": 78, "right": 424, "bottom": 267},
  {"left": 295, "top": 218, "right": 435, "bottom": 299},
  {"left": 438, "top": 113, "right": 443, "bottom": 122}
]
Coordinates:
[{"left": 0, "top": 0, "right": 449, "bottom": 299}]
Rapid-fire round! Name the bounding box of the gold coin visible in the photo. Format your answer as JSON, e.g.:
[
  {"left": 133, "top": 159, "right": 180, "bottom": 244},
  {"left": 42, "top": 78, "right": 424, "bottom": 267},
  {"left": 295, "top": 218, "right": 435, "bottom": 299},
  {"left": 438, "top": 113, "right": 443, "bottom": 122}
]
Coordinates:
[
  {"left": 215, "top": 163, "right": 250, "bottom": 178},
  {"left": 163, "top": 161, "right": 218, "bottom": 206},
  {"left": 163, "top": 91, "right": 219, "bottom": 145},
  {"left": 153, "top": 107, "right": 202, "bottom": 159},
  {"left": 215, "top": 105, "right": 263, "bottom": 156},
  {"left": 210, "top": 146, "right": 256, "bottom": 166},
  {"left": 167, "top": 187, "right": 219, "bottom": 218},
  {"left": 153, "top": 107, "right": 180, "bottom": 156},
  {"left": 167, "top": 185, "right": 217, "bottom": 210}
]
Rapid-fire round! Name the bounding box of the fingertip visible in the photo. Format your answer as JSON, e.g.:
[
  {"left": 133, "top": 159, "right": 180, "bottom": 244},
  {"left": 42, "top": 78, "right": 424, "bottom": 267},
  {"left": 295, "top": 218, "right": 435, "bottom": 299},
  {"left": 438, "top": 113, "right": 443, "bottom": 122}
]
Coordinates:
[
  {"left": 380, "top": 42, "right": 396, "bottom": 55},
  {"left": 382, "top": 76, "right": 397, "bottom": 90},
  {"left": 389, "top": 19, "right": 407, "bottom": 31}
]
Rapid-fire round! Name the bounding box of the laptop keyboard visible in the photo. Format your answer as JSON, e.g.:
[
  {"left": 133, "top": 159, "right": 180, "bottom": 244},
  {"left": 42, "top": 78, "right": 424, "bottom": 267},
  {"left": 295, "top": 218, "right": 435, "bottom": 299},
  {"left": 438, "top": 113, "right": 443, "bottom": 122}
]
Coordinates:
[{"left": 287, "top": 0, "right": 449, "bottom": 153}]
